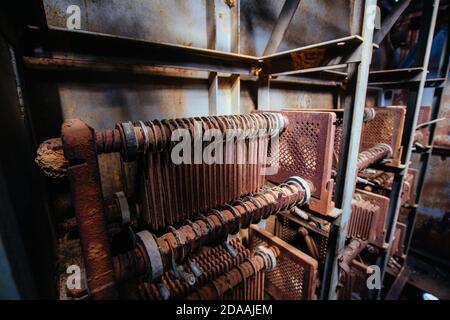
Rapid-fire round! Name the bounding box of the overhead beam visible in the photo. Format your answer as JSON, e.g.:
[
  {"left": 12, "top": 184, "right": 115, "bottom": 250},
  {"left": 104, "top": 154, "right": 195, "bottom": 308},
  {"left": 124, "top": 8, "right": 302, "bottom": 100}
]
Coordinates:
[
  {"left": 263, "top": 0, "right": 301, "bottom": 55},
  {"left": 374, "top": 0, "right": 411, "bottom": 45}
]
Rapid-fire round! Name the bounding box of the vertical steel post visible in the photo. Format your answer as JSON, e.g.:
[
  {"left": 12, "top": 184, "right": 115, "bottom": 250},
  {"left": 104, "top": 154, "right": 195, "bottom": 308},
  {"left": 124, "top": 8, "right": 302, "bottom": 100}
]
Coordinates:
[
  {"left": 323, "top": 0, "right": 377, "bottom": 300},
  {"left": 373, "top": 0, "right": 411, "bottom": 45},
  {"left": 377, "top": 0, "right": 440, "bottom": 299}
]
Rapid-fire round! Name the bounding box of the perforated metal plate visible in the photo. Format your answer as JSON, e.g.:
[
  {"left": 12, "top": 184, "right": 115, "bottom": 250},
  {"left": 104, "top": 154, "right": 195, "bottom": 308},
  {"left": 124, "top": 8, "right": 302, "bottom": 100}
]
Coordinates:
[
  {"left": 360, "top": 106, "right": 406, "bottom": 166},
  {"left": 274, "top": 213, "right": 329, "bottom": 263},
  {"left": 261, "top": 110, "right": 336, "bottom": 215},
  {"left": 249, "top": 225, "right": 318, "bottom": 300}
]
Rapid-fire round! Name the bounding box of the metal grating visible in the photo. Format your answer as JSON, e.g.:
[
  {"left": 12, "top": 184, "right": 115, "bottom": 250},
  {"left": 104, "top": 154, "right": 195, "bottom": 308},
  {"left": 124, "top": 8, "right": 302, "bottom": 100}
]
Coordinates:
[
  {"left": 249, "top": 225, "right": 318, "bottom": 300},
  {"left": 275, "top": 213, "right": 329, "bottom": 263},
  {"left": 264, "top": 110, "right": 336, "bottom": 215},
  {"left": 360, "top": 106, "right": 406, "bottom": 166}
]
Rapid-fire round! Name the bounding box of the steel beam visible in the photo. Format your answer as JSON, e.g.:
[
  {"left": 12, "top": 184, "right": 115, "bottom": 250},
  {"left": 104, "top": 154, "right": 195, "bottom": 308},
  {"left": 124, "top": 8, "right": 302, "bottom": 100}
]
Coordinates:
[
  {"left": 321, "top": 0, "right": 378, "bottom": 300},
  {"left": 373, "top": 0, "right": 412, "bottom": 45},
  {"left": 376, "top": 0, "right": 440, "bottom": 300},
  {"left": 263, "top": 0, "right": 302, "bottom": 55},
  {"left": 24, "top": 27, "right": 258, "bottom": 76}
]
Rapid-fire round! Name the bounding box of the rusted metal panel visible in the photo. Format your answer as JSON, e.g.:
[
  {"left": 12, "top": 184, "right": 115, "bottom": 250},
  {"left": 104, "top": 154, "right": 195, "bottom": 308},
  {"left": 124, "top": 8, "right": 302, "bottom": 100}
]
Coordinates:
[
  {"left": 264, "top": 110, "right": 336, "bottom": 215},
  {"left": 412, "top": 155, "right": 450, "bottom": 262},
  {"left": 57, "top": 78, "right": 210, "bottom": 131},
  {"left": 43, "top": 0, "right": 209, "bottom": 48},
  {"left": 360, "top": 106, "right": 407, "bottom": 167},
  {"left": 240, "top": 0, "right": 355, "bottom": 56},
  {"left": 249, "top": 225, "right": 318, "bottom": 300}
]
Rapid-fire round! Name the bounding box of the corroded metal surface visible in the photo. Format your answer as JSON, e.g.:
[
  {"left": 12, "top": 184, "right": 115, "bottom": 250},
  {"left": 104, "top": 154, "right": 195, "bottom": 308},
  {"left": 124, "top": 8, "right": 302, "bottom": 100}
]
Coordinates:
[
  {"left": 391, "top": 222, "right": 407, "bottom": 258},
  {"left": 414, "top": 106, "right": 432, "bottom": 146},
  {"left": 35, "top": 138, "right": 68, "bottom": 178},
  {"left": 360, "top": 106, "right": 406, "bottom": 167},
  {"left": 249, "top": 225, "right": 318, "bottom": 300},
  {"left": 113, "top": 181, "right": 308, "bottom": 283},
  {"left": 356, "top": 143, "right": 393, "bottom": 172},
  {"left": 263, "top": 110, "right": 336, "bottom": 215},
  {"left": 348, "top": 198, "right": 380, "bottom": 243},
  {"left": 355, "top": 189, "right": 390, "bottom": 248},
  {"left": 61, "top": 119, "right": 117, "bottom": 299}
]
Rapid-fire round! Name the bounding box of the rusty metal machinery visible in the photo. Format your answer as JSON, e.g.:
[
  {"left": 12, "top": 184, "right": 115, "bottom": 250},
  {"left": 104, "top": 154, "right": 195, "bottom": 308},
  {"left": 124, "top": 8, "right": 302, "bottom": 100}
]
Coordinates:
[
  {"left": 35, "top": 106, "right": 411, "bottom": 300},
  {"left": 338, "top": 260, "right": 373, "bottom": 300},
  {"left": 249, "top": 226, "right": 318, "bottom": 300},
  {"left": 414, "top": 106, "right": 432, "bottom": 147},
  {"left": 39, "top": 113, "right": 289, "bottom": 229},
  {"left": 338, "top": 222, "right": 407, "bottom": 301},
  {"left": 391, "top": 223, "right": 407, "bottom": 259},
  {"left": 275, "top": 188, "right": 389, "bottom": 257},
  {"left": 358, "top": 168, "right": 418, "bottom": 207},
  {"left": 259, "top": 110, "right": 337, "bottom": 215},
  {"left": 36, "top": 111, "right": 329, "bottom": 300},
  {"left": 360, "top": 106, "right": 406, "bottom": 167},
  {"left": 135, "top": 238, "right": 274, "bottom": 300},
  {"left": 113, "top": 181, "right": 308, "bottom": 284},
  {"left": 354, "top": 189, "right": 390, "bottom": 248}
]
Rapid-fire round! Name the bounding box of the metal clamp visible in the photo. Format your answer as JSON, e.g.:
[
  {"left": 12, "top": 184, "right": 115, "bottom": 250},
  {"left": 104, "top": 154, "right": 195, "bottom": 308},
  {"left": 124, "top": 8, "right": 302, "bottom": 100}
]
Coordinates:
[
  {"left": 157, "top": 282, "right": 170, "bottom": 300},
  {"left": 222, "top": 241, "right": 238, "bottom": 258},
  {"left": 256, "top": 246, "right": 277, "bottom": 272},
  {"left": 188, "top": 258, "right": 203, "bottom": 278},
  {"left": 136, "top": 230, "right": 164, "bottom": 281},
  {"left": 117, "top": 121, "right": 138, "bottom": 162},
  {"left": 114, "top": 191, "right": 131, "bottom": 225}
]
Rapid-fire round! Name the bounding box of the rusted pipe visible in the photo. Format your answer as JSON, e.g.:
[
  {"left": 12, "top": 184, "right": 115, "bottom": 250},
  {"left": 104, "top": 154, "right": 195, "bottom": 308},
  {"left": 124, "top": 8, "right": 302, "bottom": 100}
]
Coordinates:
[
  {"left": 357, "top": 144, "right": 393, "bottom": 172},
  {"left": 113, "top": 179, "right": 309, "bottom": 283},
  {"left": 186, "top": 246, "right": 280, "bottom": 300},
  {"left": 36, "top": 113, "right": 288, "bottom": 176},
  {"left": 298, "top": 227, "right": 320, "bottom": 260},
  {"left": 61, "top": 119, "right": 117, "bottom": 299}
]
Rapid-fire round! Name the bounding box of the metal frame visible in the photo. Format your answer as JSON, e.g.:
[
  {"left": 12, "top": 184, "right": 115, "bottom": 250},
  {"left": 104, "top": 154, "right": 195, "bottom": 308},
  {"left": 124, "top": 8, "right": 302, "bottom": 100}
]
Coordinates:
[
  {"left": 365, "top": 0, "right": 445, "bottom": 299},
  {"left": 23, "top": 0, "right": 379, "bottom": 300},
  {"left": 405, "top": 13, "right": 450, "bottom": 259},
  {"left": 320, "top": 0, "right": 378, "bottom": 300},
  {"left": 9, "top": 0, "right": 443, "bottom": 300}
]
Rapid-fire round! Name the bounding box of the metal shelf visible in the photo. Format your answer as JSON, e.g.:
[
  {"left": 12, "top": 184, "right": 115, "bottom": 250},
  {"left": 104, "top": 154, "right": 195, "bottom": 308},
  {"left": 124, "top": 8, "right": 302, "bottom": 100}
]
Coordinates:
[
  {"left": 25, "top": 26, "right": 259, "bottom": 76},
  {"left": 24, "top": 27, "right": 366, "bottom": 82},
  {"left": 370, "top": 0, "right": 447, "bottom": 300},
  {"left": 369, "top": 67, "right": 424, "bottom": 87}
]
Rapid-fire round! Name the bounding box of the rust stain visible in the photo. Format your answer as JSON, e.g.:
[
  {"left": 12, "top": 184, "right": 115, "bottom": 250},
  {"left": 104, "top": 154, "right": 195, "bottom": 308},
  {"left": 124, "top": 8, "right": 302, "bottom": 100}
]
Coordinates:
[{"left": 290, "top": 48, "right": 326, "bottom": 70}]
